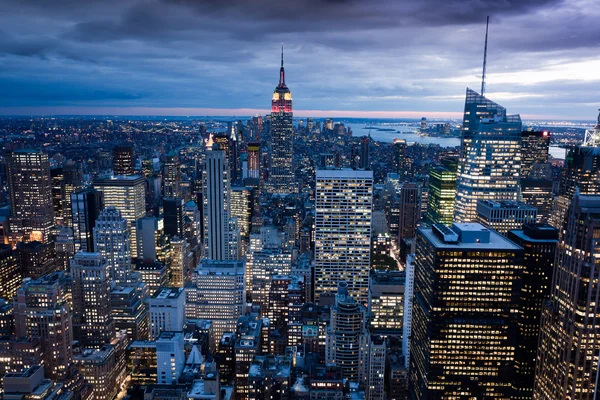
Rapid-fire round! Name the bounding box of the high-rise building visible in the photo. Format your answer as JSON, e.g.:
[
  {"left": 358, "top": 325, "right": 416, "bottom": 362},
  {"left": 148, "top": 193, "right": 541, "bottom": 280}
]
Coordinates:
[
  {"left": 269, "top": 49, "right": 295, "bottom": 194},
  {"left": 74, "top": 335, "right": 128, "bottom": 400},
  {"left": 420, "top": 117, "right": 427, "bottom": 133},
  {"left": 203, "top": 146, "right": 239, "bottom": 261},
  {"left": 410, "top": 223, "right": 523, "bottom": 399},
  {"left": 17, "top": 241, "right": 56, "bottom": 279},
  {"left": 247, "top": 229, "right": 292, "bottom": 313},
  {"left": 2, "top": 366, "right": 74, "bottom": 400},
  {"left": 94, "top": 207, "right": 133, "bottom": 285},
  {"left": 398, "top": 183, "right": 421, "bottom": 244},
  {"left": 368, "top": 270, "right": 404, "bottom": 335},
  {"left": 13, "top": 272, "right": 72, "bottom": 380},
  {"left": 230, "top": 187, "right": 251, "bottom": 244},
  {"left": 186, "top": 260, "right": 245, "bottom": 350},
  {"left": 184, "top": 199, "right": 202, "bottom": 242},
  {"left": 54, "top": 227, "right": 75, "bottom": 272},
  {"left": 507, "top": 224, "right": 558, "bottom": 397},
  {"left": 149, "top": 287, "right": 185, "bottom": 340},
  {"left": 50, "top": 167, "right": 65, "bottom": 226},
  {"left": 392, "top": 139, "right": 409, "bottom": 180},
  {"left": 161, "top": 151, "right": 182, "bottom": 199},
  {"left": 426, "top": 158, "right": 457, "bottom": 225},
  {"left": 520, "top": 162, "right": 554, "bottom": 224},
  {"left": 0, "top": 244, "right": 20, "bottom": 301},
  {"left": 70, "top": 252, "right": 114, "bottom": 347},
  {"left": 136, "top": 216, "right": 165, "bottom": 263},
  {"left": 521, "top": 130, "right": 550, "bottom": 177},
  {"left": 110, "top": 284, "right": 149, "bottom": 341},
  {"left": 60, "top": 163, "right": 82, "bottom": 228},
  {"left": 534, "top": 194, "right": 600, "bottom": 399},
  {"left": 325, "top": 281, "right": 369, "bottom": 383},
  {"left": 247, "top": 142, "right": 260, "bottom": 180},
  {"left": 551, "top": 137, "right": 600, "bottom": 229},
  {"left": 163, "top": 197, "right": 185, "bottom": 237},
  {"left": 169, "top": 236, "right": 191, "bottom": 288},
  {"left": 94, "top": 175, "right": 146, "bottom": 258},
  {"left": 113, "top": 145, "right": 134, "bottom": 176},
  {"left": 454, "top": 89, "right": 522, "bottom": 222},
  {"left": 234, "top": 315, "right": 263, "bottom": 400},
  {"left": 476, "top": 199, "right": 538, "bottom": 235},
  {"left": 366, "top": 335, "right": 387, "bottom": 400},
  {"left": 315, "top": 169, "right": 373, "bottom": 304},
  {"left": 71, "top": 188, "right": 104, "bottom": 253},
  {"left": 360, "top": 136, "right": 370, "bottom": 169},
  {"left": 156, "top": 331, "right": 185, "bottom": 384},
  {"left": 7, "top": 150, "right": 54, "bottom": 244}
]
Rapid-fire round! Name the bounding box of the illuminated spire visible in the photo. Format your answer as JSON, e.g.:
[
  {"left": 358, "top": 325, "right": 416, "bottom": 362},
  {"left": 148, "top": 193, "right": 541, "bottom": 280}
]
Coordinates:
[{"left": 279, "top": 44, "right": 285, "bottom": 87}]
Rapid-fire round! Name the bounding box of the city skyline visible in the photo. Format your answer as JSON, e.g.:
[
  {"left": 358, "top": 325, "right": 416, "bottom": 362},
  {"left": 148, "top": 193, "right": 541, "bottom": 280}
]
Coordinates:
[{"left": 1, "top": 0, "right": 599, "bottom": 119}]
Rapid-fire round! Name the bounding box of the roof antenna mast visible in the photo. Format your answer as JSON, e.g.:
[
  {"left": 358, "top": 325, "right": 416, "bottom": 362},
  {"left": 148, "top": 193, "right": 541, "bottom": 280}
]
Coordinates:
[{"left": 481, "top": 16, "right": 490, "bottom": 96}]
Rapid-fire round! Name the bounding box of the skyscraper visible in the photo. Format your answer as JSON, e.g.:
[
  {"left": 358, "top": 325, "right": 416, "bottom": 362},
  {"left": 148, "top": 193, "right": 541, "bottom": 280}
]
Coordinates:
[
  {"left": 476, "top": 199, "right": 538, "bottom": 235},
  {"left": 70, "top": 252, "right": 114, "bottom": 347},
  {"left": 269, "top": 48, "right": 295, "bottom": 194},
  {"left": 94, "top": 175, "right": 146, "bottom": 258},
  {"left": 13, "top": 271, "right": 72, "bottom": 380},
  {"left": 7, "top": 150, "right": 54, "bottom": 244},
  {"left": 185, "top": 260, "right": 245, "bottom": 350},
  {"left": 315, "top": 169, "right": 373, "bottom": 304},
  {"left": 534, "top": 194, "right": 600, "bottom": 399},
  {"left": 454, "top": 89, "right": 522, "bottom": 222},
  {"left": 521, "top": 130, "right": 550, "bottom": 177},
  {"left": 247, "top": 142, "right": 260, "bottom": 180},
  {"left": 149, "top": 287, "right": 185, "bottom": 340},
  {"left": 398, "top": 183, "right": 421, "bottom": 244},
  {"left": 410, "top": 223, "right": 523, "bottom": 398},
  {"left": 359, "top": 136, "right": 370, "bottom": 169},
  {"left": 426, "top": 157, "right": 457, "bottom": 225},
  {"left": 94, "top": 207, "right": 133, "bottom": 285},
  {"left": 113, "top": 145, "right": 134, "bottom": 176},
  {"left": 163, "top": 197, "right": 185, "bottom": 237},
  {"left": 161, "top": 151, "right": 181, "bottom": 199},
  {"left": 507, "top": 224, "right": 558, "bottom": 397},
  {"left": 203, "top": 146, "right": 239, "bottom": 261},
  {"left": 0, "top": 244, "right": 20, "bottom": 301},
  {"left": 325, "top": 281, "right": 369, "bottom": 382},
  {"left": 71, "top": 188, "right": 104, "bottom": 253},
  {"left": 392, "top": 139, "right": 409, "bottom": 180}
]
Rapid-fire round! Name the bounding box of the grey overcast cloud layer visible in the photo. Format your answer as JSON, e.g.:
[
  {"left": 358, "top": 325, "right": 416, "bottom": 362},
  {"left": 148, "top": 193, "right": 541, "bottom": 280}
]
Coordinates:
[{"left": 0, "top": 0, "right": 599, "bottom": 119}]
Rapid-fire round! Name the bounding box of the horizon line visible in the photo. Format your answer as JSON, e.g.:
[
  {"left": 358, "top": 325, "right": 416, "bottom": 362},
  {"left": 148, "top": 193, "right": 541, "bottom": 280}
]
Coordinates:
[{"left": 0, "top": 106, "right": 592, "bottom": 122}]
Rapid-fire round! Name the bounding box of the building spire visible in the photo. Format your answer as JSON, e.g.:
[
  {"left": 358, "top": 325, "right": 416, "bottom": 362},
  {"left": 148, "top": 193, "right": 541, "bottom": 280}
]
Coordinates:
[
  {"left": 279, "top": 43, "right": 285, "bottom": 87},
  {"left": 481, "top": 16, "right": 490, "bottom": 96},
  {"left": 596, "top": 108, "right": 600, "bottom": 129}
]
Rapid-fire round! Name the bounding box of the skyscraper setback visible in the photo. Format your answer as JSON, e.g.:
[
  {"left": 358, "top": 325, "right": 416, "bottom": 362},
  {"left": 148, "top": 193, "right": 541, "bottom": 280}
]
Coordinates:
[
  {"left": 454, "top": 89, "right": 522, "bottom": 222},
  {"left": 269, "top": 49, "right": 295, "bottom": 194}
]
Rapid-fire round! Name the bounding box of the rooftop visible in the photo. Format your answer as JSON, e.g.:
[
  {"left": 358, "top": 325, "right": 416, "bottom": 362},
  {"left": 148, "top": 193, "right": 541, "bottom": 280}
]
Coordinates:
[{"left": 424, "top": 222, "right": 522, "bottom": 250}]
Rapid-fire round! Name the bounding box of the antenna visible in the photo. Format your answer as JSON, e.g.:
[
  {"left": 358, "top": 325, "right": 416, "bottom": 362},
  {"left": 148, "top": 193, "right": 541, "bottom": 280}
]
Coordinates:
[
  {"left": 281, "top": 43, "right": 284, "bottom": 68},
  {"left": 481, "top": 16, "right": 490, "bottom": 96}
]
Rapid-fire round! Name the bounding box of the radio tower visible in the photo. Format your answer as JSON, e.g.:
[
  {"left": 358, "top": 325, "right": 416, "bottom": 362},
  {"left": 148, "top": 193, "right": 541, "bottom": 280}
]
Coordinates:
[{"left": 481, "top": 16, "right": 490, "bottom": 96}]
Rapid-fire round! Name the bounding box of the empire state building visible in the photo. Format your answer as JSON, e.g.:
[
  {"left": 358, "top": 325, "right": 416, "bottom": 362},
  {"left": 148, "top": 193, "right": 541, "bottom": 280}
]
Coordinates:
[{"left": 269, "top": 48, "right": 295, "bottom": 194}]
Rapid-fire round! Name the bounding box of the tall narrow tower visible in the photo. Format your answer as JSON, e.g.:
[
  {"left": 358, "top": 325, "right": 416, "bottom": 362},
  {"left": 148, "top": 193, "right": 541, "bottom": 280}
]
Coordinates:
[{"left": 269, "top": 46, "right": 295, "bottom": 194}]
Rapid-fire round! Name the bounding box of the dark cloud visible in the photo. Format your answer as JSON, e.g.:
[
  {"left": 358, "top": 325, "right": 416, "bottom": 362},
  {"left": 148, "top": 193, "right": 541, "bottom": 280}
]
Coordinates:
[{"left": 0, "top": 0, "right": 598, "bottom": 119}]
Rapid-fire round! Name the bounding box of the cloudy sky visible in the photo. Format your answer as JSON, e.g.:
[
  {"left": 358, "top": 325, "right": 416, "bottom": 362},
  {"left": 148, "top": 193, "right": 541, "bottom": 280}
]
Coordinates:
[{"left": 0, "top": 0, "right": 598, "bottom": 119}]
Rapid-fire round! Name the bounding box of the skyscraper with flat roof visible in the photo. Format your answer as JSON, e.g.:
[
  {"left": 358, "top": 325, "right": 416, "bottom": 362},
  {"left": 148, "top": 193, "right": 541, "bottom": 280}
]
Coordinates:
[
  {"left": 410, "top": 222, "right": 524, "bottom": 399},
  {"left": 94, "top": 175, "right": 146, "bottom": 258},
  {"left": 314, "top": 168, "right": 373, "bottom": 304},
  {"left": 454, "top": 89, "right": 522, "bottom": 222},
  {"left": 113, "top": 145, "right": 134, "bottom": 176},
  {"left": 94, "top": 207, "right": 133, "bottom": 285},
  {"left": 7, "top": 150, "right": 54, "bottom": 244},
  {"left": 71, "top": 188, "right": 104, "bottom": 253},
  {"left": 70, "top": 252, "right": 114, "bottom": 347}
]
